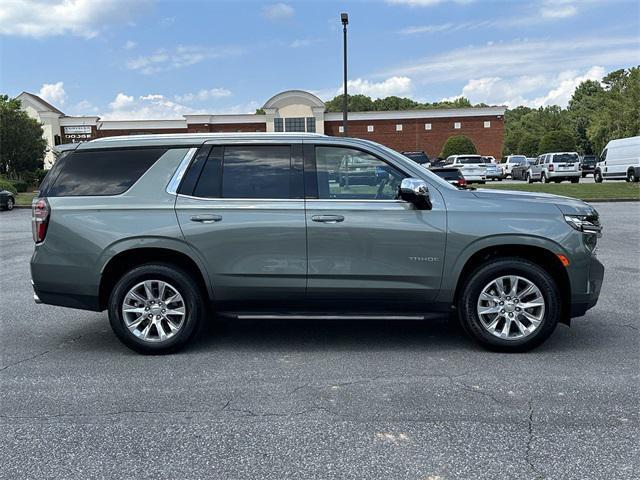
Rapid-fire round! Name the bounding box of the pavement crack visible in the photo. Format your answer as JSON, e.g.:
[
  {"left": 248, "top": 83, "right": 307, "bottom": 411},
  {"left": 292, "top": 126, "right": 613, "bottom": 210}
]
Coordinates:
[
  {"left": 526, "top": 401, "right": 545, "bottom": 479},
  {"left": 0, "top": 334, "right": 83, "bottom": 374}
]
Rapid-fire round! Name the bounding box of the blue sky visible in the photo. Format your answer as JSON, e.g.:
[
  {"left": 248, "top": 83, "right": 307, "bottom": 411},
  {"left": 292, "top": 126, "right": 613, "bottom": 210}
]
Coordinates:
[{"left": 1, "top": 0, "right": 638, "bottom": 119}]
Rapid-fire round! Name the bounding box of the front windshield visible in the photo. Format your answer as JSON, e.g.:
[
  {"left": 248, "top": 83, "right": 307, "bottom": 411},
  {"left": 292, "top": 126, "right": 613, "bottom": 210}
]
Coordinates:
[{"left": 376, "top": 144, "right": 457, "bottom": 190}]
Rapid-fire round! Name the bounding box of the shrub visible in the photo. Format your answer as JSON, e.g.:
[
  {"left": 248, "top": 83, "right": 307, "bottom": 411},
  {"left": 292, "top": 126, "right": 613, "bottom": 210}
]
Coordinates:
[
  {"left": 11, "top": 180, "right": 28, "bottom": 192},
  {"left": 0, "top": 178, "right": 17, "bottom": 195},
  {"left": 34, "top": 168, "right": 48, "bottom": 187},
  {"left": 440, "top": 135, "right": 477, "bottom": 158}
]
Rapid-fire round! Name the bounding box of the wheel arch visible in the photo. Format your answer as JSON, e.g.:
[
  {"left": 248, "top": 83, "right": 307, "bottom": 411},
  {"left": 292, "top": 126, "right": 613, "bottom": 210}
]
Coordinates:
[
  {"left": 449, "top": 241, "right": 572, "bottom": 325},
  {"left": 99, "top": 244, "right": 212, "bottom": 310}
]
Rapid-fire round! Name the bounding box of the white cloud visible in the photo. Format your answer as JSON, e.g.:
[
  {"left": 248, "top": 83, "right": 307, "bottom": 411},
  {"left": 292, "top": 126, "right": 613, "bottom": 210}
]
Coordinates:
[
  {"left": 345, "top": 76, "right": 413, "bottom": 98},
  {"left": 38, "top": 82, "right": 67, "bottom": 106},
  {"left": 109, "top": 93, "right": 134, "bottom": 110},
  {"left": 541, "top": 4, "right": 577, "bottom": 18},
  {"left": 126, "top": 45, "right": 244, "bottom": 74},
  {"left": 262, "top": 3, "right": 294, "bottom": 20},
  {"left": 69, "top": 100, "right": 99, "bottom": 115},
  {"left": 0, "top": 0, "right": 150, "bottom": 38},
  {"left": 290, "top": 39, "right": 312, "bottom": 48},
  {"left": 454, "top": 66, "right": 606, "bottom": 107},
  {"left": 101, "top": 93, "right": 199, "bottom": 120},
  {"left": 123, "top": 40, "right": 137, "bottom": 50},
  {"left": 383, "top": 35, "right": 638, "bottom": 83},
  {"left": 174, "top": 88, "right": 232, "bottom": 103}
]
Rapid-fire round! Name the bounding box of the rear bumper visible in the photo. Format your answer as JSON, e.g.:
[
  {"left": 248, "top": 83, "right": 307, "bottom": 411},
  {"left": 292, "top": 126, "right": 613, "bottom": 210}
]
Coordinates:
[
  {"left": 31, "top": 280, "right": 101, "bottom": 311},
  {"left": 570, "top": 255, "right": 605, "bottom": 318},
  {"left": 549, "top": 171, "right": 580, "bottom": 178}
]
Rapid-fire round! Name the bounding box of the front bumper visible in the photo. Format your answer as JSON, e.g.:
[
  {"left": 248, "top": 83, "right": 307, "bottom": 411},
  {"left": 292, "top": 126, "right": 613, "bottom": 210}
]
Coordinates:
[{"left": 570, "top": 255, "right": 605, "bottom": 318}]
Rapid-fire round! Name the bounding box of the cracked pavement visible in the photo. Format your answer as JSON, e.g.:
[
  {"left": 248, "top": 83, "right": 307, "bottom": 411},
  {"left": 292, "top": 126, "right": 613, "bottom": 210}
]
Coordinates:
[{"left": 1, "top": 203, "right": 638, "bottom": 479}]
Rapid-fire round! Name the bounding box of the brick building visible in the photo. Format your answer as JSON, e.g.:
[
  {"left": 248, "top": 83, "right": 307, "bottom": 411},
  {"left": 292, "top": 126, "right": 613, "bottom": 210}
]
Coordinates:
[{"left": 17, "top": 89, "right": 505, "bottom": 168}]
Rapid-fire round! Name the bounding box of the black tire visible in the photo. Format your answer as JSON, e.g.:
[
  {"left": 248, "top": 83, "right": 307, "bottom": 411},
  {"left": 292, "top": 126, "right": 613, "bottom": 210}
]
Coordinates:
[
  {"left": 581, "top": 173, "right": 586, "bottom": 178},
  {"left": 457, "top": 258, "right": 560, "bottom": 352},
  {"left": 526, "top": 173, "right": 533, "bottom": 184},
  {"left": 594, "top": 170, "right": 603, "bottom": 183},
  {"left": 6, "top": 197, "right": 14, "bottom": 210},
  {"left": 627, "top": 169, "right": 638, "bottom": 183},
  {"left": 498, "top": 177, "right": 503, "bottom": 182},
  {"left": 541, "top": 173, "right": 548, "bottom": 184},
  {"left": 571, "top": 178, "right": 579, "bottom": 184},
  {"left": 108, "top": 263, "right": 205, "bottom": 354}
]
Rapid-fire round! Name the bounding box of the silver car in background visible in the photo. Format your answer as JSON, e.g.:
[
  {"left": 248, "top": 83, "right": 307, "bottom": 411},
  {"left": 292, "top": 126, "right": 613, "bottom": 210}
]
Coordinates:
[
  {"left": 528, "top": 152, "right": 581, "bottom": 183},
  {"left": 482, "top": 156, "right": 504, "bottom": 181},
  {"left": 445, "top": 154, "right": 486, "bottom": 184}
]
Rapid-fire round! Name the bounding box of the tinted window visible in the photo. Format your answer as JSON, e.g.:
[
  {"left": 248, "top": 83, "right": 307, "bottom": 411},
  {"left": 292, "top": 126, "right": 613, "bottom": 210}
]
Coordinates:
[
  {"left": 223, "top": 146, "right": 291, "bottom": 199},
  {"left": 457, "top": 156, "right": 482, "bottom": 164},
  {"left": 45, "top": 148, "right": 166, "bottom": 196},
  {"left": 552, "top": 153, "right": 578, "bottom": 163},
  {"left": 315, "top": 146, "right": 406, "bottom": 200},
  {"left": 432, "top": 169, "right": 461, "bottom": 181}
]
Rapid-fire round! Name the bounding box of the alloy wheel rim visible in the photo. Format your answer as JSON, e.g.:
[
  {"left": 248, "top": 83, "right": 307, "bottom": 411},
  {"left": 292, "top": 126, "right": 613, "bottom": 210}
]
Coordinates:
[
  {"left": 121, "top": 280, "right": 186, "bottom": 342},
  {"left": 476, "top": 275, "right": 545, "bottom": 340}
]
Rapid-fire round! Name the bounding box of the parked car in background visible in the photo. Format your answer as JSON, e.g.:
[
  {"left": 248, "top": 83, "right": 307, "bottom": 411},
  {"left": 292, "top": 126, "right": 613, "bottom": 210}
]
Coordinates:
[
  {"left": 511, "top": 158, "right": 532, "bottom": 181},
  {"left": 30, "top": 133, "right": 605, "bottom": 354},
  {"left": 482, "top": 156, "right": 503, "bottom": 181},
  {"left": 0, "top": 190, "right": 15, "bottom": 211},
  {"left": 430, "top": 167, "right": 467, "bottom": 188},
  {"left": 503, "top": 155, "right": 528, "bottom": 178},
  {"left": 580, "top": 155, "right": 598, "bottom": 178},
  {"left": 445, "top": 155, "right": 486, "bottom": 184},
  {"left": 528, "top": 152, "right": 581, "bottom": 183},
  {"left": 594, "top": 136, "right": 640, "bottom": 183},
  {"left": 402, "top": 151, "right": 430, "bottom": 167}
]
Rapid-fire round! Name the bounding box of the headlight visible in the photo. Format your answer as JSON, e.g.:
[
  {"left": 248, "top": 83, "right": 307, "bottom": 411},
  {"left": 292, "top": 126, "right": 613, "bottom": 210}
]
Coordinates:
[{"left": 564, "top": 214, "right": 602, "bottom": 252}]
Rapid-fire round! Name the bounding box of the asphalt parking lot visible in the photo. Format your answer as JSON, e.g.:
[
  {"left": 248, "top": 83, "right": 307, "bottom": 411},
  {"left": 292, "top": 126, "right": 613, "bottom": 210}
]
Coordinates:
[{"left": 1, "top": 204, "right": 638, "bottom": 480}]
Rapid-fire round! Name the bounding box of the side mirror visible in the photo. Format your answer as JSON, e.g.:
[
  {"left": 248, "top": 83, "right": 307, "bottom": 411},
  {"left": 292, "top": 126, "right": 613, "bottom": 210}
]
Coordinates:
[{"left": 399, "top": 178, "right": 432, "bottom": 210}]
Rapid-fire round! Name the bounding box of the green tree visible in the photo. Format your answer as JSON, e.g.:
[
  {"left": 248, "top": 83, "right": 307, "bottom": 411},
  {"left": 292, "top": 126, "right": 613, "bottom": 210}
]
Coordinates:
[
  {"left": 587, "top": 67, "right": 640, "bottom": 154},
  {"left": 538, "top": 130, "right": 576, "bottom": 153},
  {"left": 567, "top": 79, "right": 604, "bottom": 154},
  {"left": 325, "top": 94, "right": 375, "bottom": 112},
  {"left": 517, "top": 133, "right": 539, "bottom": 157},
  {"left": 440, "top": 135, "right": 477, "bottom": 158},
  {"left": 0, "top": 95, "right": 47, "bottom": 173}
]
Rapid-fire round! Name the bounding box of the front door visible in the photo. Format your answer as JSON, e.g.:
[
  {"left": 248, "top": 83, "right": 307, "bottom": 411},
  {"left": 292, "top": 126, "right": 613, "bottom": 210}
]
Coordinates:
[
  {"left": 175, "top": 142, "right": 306, "bottom": 311},
  {"left": 304, "top": 144, "right": 447, "bottom": 313}
]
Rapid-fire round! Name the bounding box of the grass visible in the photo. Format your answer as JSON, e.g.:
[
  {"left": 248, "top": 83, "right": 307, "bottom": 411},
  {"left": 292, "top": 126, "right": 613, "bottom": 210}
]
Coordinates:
[
  {"left": 480, "top": 181, "right": 640, "bottom": 201},
  {"left": 15, "top": 192, "right": 36, "bottom": 206}
]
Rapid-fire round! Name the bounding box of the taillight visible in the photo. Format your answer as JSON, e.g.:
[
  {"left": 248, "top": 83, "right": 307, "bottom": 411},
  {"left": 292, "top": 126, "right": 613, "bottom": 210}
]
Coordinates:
[
  {"left": 548, "top": 164, "right": 555, "bottom": 172},
  {"left": 32, "top": 197, "right": 50, "bottom": 243},
  {"left": 458, "top": 177, "right": 467, "bottom": 186}
]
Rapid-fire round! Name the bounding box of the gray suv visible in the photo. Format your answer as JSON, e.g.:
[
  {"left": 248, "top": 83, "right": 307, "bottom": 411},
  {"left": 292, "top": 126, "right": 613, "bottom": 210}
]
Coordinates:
[{"left": 31, "top": 134, "right": 604, "bottom": 354}]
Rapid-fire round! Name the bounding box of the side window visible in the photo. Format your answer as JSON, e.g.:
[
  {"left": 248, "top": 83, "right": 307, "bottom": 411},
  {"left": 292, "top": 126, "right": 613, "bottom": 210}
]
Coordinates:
[
  {"left": 193, "top": 145, "right": 292, "bottom": 199},
  {"left": 45, "top": 148, "right": 167, "bottom": 197},
  {"left": 315, "top": 146, "right": 406, "bottom": 200},
  {"left": 600, "top": 149, "right": 608, "bottom": 161}
]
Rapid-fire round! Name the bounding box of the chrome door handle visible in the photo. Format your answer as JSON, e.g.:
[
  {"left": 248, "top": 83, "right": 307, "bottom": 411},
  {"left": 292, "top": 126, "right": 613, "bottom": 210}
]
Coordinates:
[
  {"left": 311, "top": 215, "right": 345, "bottom": 224},
  {"left": 190, "top": 214, "right": 222, "bottom": 224}
]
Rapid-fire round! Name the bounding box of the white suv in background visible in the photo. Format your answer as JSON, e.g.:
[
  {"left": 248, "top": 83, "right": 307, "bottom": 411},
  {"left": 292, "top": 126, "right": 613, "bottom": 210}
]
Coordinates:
[
  {"left": 445, "top": 155, "right": 486, "bottom": 184},
  {"left": 503, "top": 155, "right": 528, "bottom": 178},
  {"left": 528, "top": 152, "right": 581, "bottom": 183}
]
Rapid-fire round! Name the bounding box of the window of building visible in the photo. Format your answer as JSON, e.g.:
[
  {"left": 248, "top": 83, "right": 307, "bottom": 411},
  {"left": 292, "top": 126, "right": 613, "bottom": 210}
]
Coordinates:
[
  {"left": 454, "top": 122, "right": 461, "bottom": 129},
  {"left": 306, "top": 117, "right": 316, "bottom": 133},
  {"left": 396, "top": 124, "right": 403, "bottom": 132},
  {"left": 338, "top": 125, "right": 344, "bottom": 133},
  {"left": 315, "top": 146, "right": 407, "bottom": 200},
  {"left": 367, "top": 125, "right": 374, "bottom": 132},
  {"left": 285, "top": 117, "right": 306, "bottom": 132},
  {"left": 484, "top": 121, "right": 491, "bottom": 128},
  {"left": 45, "top": 148, "right": 167, "bottom": 197},
  {"left": 274, "top": 118, "right": 284, "bottom": 132},
  {"left": 425, "top": 123, "right": 432, "bottom": 130}
]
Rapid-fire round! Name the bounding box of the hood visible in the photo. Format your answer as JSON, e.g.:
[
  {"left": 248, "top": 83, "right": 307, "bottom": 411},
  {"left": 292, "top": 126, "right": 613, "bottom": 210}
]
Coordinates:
[{"left": 472, "top": 188, "right": 597, "bottom": 216}]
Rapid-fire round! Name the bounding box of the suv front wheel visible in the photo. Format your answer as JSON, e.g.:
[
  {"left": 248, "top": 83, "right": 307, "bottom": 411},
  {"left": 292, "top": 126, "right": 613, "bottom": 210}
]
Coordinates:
[
  {"left": 458, "top": 258, "right": 560, "bottom": 352},
  {"left": 108, "top": 263, "right": 205, "bottom": 354}
]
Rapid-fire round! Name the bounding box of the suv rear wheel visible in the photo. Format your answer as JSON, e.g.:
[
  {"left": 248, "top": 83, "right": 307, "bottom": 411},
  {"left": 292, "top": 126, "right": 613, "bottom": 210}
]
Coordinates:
[
  {"left": 541, "top": 172, "right": 548, "bottom": 184},
  {"left": 108, "top": 263, "right": 205, "bottom": 354},
  {"left": 457, "top": 258, "right": 560, "bottom": 352}
]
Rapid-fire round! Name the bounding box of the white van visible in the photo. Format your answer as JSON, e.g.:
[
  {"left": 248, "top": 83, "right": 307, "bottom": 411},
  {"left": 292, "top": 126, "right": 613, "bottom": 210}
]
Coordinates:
[{"left": 594, "top": 136, "right": 640, "bottom": 183}]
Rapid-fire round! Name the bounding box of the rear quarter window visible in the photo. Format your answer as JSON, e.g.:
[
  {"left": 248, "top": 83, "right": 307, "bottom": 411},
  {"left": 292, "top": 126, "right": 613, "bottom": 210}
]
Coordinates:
[{"left": 44, "top": 148, "right": 167, "bottom": 197}]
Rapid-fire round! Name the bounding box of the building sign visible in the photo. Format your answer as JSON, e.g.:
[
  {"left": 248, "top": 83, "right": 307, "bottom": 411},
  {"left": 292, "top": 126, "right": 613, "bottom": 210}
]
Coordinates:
[{"left": 63, "top": 125, "right": 93, "bottom": 142}]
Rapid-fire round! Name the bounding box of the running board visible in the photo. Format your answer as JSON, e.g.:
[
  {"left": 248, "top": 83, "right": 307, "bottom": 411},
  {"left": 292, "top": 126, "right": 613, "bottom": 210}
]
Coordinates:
[{"left": 227, "top": 314, "right": 432, "bottom": 321}]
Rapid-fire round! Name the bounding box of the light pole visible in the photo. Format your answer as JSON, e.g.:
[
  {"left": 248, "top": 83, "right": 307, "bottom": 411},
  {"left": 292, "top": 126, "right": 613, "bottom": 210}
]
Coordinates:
[{"left": 341, "top": 12, "right": 348, "bottom": 136}]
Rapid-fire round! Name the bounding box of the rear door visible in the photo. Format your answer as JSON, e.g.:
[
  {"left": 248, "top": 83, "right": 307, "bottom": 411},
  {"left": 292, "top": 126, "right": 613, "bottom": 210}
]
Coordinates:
[
  {"left": 175, "top": 141, "right": 306, "bottom": 311},
  {"left": 304, "top": 142, "right": 447, "bottom": 313}
]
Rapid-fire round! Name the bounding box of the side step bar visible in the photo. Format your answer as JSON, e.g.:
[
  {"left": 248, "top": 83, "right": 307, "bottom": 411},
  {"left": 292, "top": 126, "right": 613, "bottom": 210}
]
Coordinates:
[{"left": 228, "top": 314, "right": 436, "bottom": 321}]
